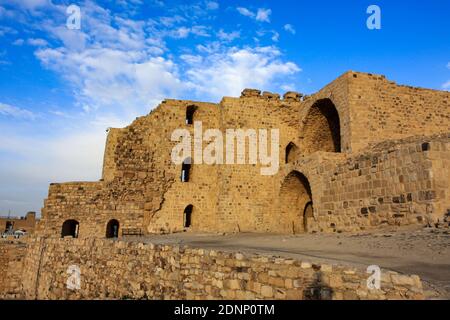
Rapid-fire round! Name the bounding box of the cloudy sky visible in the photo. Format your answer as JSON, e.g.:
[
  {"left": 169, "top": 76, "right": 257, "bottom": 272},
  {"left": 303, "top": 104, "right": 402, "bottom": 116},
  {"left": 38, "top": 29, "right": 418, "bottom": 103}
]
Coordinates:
[{"left": 0, "top": 0, "right": 449, "bottom": 216}]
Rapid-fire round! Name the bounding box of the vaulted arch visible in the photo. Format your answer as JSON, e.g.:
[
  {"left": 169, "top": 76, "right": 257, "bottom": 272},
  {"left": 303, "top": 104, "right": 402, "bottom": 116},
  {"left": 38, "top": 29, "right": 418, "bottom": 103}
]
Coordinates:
[
  {"left": 285, "top": 142, "right": 299, "bottom": 163},
  {"left": 302, "top": 99, "right": 341, "bottom": 155},
  {"left": 279, "top": 171, "right": 313, "bottom": 233}
]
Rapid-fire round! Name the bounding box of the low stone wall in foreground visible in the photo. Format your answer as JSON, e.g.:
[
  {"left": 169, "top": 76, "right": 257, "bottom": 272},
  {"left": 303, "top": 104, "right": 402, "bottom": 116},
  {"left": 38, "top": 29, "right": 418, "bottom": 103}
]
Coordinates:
[{"left": 11, "top": 237, "right": 424, "bottom": 300}]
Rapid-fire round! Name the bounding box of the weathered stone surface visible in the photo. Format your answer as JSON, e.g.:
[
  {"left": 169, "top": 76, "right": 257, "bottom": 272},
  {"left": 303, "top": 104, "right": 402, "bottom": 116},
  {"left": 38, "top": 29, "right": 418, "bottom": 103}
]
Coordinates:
[
  {"left": 283, "top": 91, "right": 302, "bottom": 102},
  {"left": 241, "top": 88, "right": 261, "bottom": 98},
  {"left": 0, "top": 238, "right": 426, "bottom": 300}
]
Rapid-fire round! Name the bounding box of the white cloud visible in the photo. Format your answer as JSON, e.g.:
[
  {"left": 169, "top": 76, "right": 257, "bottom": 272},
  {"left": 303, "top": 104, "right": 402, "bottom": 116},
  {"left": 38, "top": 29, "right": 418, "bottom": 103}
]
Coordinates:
[
  {"left": 271, "top": 31, "right": 279, "bottom": 42},
  {"left": 447, "top": 62, "right": 450, "bottom": 69},
  {"left": 237, "top": 7, "right": 255, "bottom": 18},
  {"left": 13, "top": 38, "right": 24, "bottom": 45},
  {"left": 284, "top": 24, "right": 296, "bottom": 35},
  {"left": 280, "top": 84, "right": 296, "bottom": 92},
  {"left": 6, "top": 0, "right": 49, "bottom": 10},
  {"left": 173, "top": 26, "right": 191, "bottom": 38},
  {"left": 0, "top": 103, "right": 36, "bottom": 120},
  {"left": 237, "top": 7, "right": 271, "bottom": 23},
  {"left": 183, "top": 46, "right": 301, "bottom": 100},
  {"left": 35, "top": 47, "right": 185, "bottom": 116},
  {"left": 27, "top": 38, "right": 48, "bottom": 46},
  {"left": 206, "top": 1, "right": 219, "bottom": 10},
  {"left": 256, "top": 8, "right": 271, "bottom": 23},
  {"left": 217, "top": 29, "right": 240, "bottom": 42},
  {"left": 0, "top": 25, "right": 17, "bottom": 37},
  {"left": 442, "top": 80, "right": 450, "bottom": 90},
  {"left": 158, "top": 15, "right": 186, "bottom": 27}
]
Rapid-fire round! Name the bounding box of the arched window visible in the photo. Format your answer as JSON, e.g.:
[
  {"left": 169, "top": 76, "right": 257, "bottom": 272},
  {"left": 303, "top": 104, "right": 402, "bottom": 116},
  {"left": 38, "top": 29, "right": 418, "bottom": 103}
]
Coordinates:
[
  {"left": 184, "top": 205, "right": 193, "bottom": 228},
  {"left": 302, "top": 99, "right": 341, "bottom": 155},
  {"left": 105, "top": 219, "right": 120, "bottom": 238},
  {"left": 181, "top": 157, "right": 192, "bottom": 182},
  {"left": 186, "top": 105, "right": 197, "bottom": 125},
  {"left": 285, "top": 142, "right": 299, "bottom": 163},
  {"left": 61, "top": 219, "right": 79, "bottom": 238}
]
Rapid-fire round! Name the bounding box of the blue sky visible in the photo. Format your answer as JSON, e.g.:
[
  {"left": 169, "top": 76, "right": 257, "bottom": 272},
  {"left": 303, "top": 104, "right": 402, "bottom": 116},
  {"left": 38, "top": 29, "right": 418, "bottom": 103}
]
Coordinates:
[{"left": 0, "top": 0, "right": 449, "bottom": 216}]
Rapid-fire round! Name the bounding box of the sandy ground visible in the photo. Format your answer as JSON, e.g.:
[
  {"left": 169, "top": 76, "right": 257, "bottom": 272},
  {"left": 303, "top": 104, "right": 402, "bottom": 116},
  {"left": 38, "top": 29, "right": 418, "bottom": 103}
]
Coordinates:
[{"left": 124, "top": 225, "right": 450, "bottom": 299}]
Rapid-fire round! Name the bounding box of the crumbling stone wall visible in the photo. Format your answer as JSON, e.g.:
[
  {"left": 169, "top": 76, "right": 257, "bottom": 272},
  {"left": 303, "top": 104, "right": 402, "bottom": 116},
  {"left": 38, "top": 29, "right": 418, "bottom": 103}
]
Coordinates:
[
  {"left": 19, "top": 237, "right": 424, "bottom": 300},
  {"left": 0, "top": 240, "right": 27, "bottom": 299}
]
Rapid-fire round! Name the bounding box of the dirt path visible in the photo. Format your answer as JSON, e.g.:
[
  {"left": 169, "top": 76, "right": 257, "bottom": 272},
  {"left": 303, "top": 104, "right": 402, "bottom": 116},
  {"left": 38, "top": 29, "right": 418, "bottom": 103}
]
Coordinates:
[{"left": 126, "top": 225, "right": 450, "bottom": 299}]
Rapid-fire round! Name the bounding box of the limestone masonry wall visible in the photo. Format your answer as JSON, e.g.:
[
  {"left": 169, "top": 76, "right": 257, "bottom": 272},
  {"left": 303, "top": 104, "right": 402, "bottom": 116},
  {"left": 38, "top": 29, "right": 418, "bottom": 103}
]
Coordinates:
[
  {"left": 14, "top": 237, "right": 423, "bottom": 300},
  {"left": 281, "top": 133, "right": 450, "bottom": 233},
  {"left": 347, "top": 73, "right": 450, "bottom": 152},
  {"left": 0, "top": 240, "right": 27, "bottom": 299},
  {"left": 35, "top": 71, "right": 450, "bottom": 238}
]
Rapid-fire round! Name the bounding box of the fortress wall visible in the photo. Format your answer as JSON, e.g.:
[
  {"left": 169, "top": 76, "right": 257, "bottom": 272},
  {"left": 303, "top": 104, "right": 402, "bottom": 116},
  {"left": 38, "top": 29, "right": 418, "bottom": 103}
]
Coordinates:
[
  {"left": 147, "top": 100, "right": 222, "bottom": 233},
  {"left": 300, "top": 134, "right": 450, "bottom": 233},
  {"left": 348, "top": 72, "right": 450, "bottom": 152},
  {"left": 214, "top": 94, "right": 302, "bottom": 232},
  {"left": 20, "top": 237, "right": 424, "bottom": 300},
  {"left": 0, "top": 240, "right": 27, "bottom": 299}
]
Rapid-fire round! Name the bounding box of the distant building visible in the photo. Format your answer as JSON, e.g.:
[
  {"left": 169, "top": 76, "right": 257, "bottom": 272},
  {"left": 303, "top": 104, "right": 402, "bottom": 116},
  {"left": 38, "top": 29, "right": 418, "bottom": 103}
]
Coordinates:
[{"left": 0, "top": 212, "right": 37, "bottom": 234}]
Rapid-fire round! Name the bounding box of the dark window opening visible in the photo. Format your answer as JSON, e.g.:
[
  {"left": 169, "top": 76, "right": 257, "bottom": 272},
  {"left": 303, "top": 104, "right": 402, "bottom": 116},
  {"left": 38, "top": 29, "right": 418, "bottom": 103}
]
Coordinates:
[
  {"left": 285, "top": 142, "right": 299, "bottom": 163},
  {"left": 421, "top": 142, "right": 430, "bottom": 152},
  {"left": 186, "top": 105, "right": 197, "bottom": 125},
  {"left": 181, "top": 158, "right": 192, "bottom": 182},
  {"left": 61, "top": 219, "right": 79, "bottom": 238},
  {"left": 106, "top": 219, "right": 120, "bottom": 238},
  {"left": 184, "top": 205, "right": 193, "bottom": 228}
]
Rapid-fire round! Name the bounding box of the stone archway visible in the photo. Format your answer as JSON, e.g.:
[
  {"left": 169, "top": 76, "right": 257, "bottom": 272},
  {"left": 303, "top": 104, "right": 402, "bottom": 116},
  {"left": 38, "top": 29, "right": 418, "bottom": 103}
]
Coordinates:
[
  {"left": 285, "top": 142, "right": 300, "bottom": 163},
  {"left": 279, "top": 171, "right": 313, "bottom": 234},
  {"left": 302, "top": 98, "right": 341, "bottom": 155}
]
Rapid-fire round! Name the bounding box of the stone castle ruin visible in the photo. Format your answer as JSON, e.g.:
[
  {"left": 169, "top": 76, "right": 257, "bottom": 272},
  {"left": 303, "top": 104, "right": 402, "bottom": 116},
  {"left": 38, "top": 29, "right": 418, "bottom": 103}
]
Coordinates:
[
  {"left": 35, "top": 71, "right": 450, "bottom": 238},
  {"left": 1, "top": 71, "right": 449, "bottom": 300}
]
